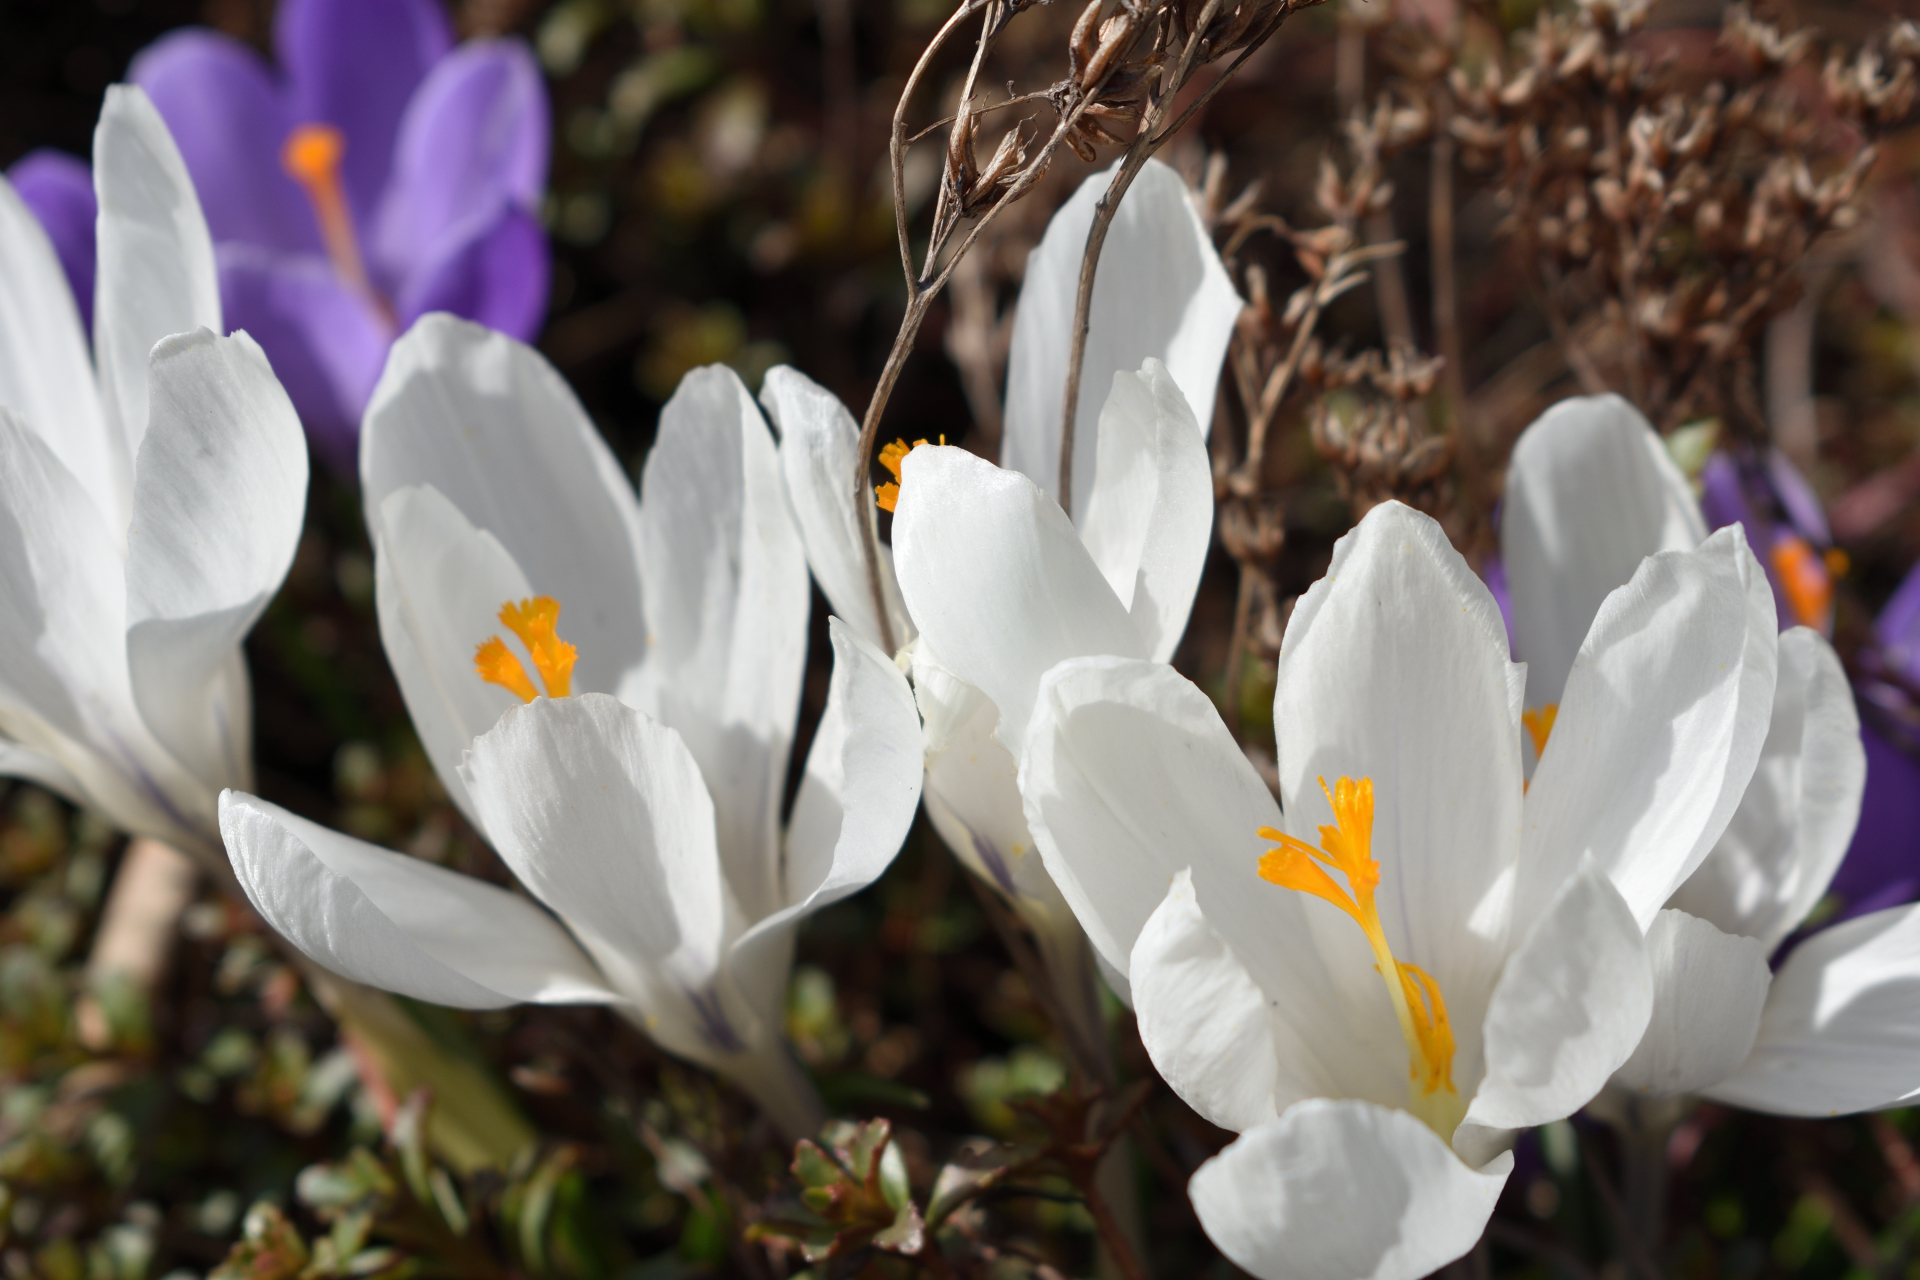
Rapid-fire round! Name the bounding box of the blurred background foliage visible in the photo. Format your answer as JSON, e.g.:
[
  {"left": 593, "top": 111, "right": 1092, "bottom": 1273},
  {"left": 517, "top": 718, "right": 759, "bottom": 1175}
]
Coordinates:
[{"left": 10, "top": 0, "right": 1920, "bottom": 1275}]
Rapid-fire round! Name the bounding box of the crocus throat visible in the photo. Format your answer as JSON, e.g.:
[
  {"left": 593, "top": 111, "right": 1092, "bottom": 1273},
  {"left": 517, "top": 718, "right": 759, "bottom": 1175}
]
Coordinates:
[
  {"left": 1522, "top": 704, "right": 1557, "bottom": 759},
  {"left": 281, "top": 124, "right": 381, "bottom": 312},
  {"left": 874, "top": 436, "right": 944, "bottom": 513},
  {"left": 1258, "top": 776, "right": 1462, "bottom": 1137},
  {"left": 475, "top": 597, "right": 578, "bottom": 702}
]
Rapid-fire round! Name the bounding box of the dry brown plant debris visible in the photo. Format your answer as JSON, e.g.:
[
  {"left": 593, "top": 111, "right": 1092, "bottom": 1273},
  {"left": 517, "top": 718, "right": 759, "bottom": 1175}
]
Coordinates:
[{"left": 1454, "top": 1, "right": 1918, "bottom": 436}]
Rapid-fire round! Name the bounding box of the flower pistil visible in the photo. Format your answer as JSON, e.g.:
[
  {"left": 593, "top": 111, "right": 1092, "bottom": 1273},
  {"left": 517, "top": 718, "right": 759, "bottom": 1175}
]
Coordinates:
[{"left": 1258, "top": 776, "right": 1461, "bottom": 1135}]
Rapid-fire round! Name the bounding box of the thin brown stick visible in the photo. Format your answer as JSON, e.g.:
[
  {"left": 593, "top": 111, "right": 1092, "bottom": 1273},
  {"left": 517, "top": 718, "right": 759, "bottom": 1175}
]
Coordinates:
[
  {"left": 1057, "top": 0, "right": 1286, "bottom": 513},
  {"left": 853, "top": 11, "right": 1147, "bottom": 623},
  {"left": 908, "top": 89, "right": 1057, "bottom": 143},
  {"left": 1580, "top": 1133, "right": 1661, "bottom": 1280},
  {"left": 1430, "top": 88, "right": 1465, "bottom": 418},
  {"left": 1538, "top": 259, "right": 1609, "bottom": 395},
  {"left": 964, "top": 870, "right": 1111, "bottom": 1086},
  {"left": 1232, "top": 240, "right": 1402, "bottom": 491},
  {"left": 1220, "top": 563, "right": 1257, "bottom": 737},
  {"left": 1082, "top": 1174, "right": 1152, "bottom": 1280}
]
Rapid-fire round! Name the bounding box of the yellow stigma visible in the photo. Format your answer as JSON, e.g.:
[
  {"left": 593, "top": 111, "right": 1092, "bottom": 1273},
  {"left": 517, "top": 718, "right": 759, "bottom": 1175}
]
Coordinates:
[
  {"left": 874, "top": 435, "right": 944, "bottom": 513},
  {"left": 1258, "top": 776, "right": 1460, "bottom": 1132},
  {"left": 1769, "top": 535, "right": 1833, "bottom": 630},
  {"left": 282, "top": 123, "right": 379, "bottom": 307},
  {"left": 1521, "top": 704, "right": 1557, "bottom": 760},
  {"left": 474, "top": 596, "right": 578, "bottom": 702}
]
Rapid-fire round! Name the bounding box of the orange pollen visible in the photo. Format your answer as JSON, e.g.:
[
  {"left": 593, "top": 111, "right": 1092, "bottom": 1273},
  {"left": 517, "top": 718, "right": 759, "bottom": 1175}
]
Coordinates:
[
  {"left": 874, "top": 435, "right": 945, "bottom": 513},
  {"left": 281, "top": 123, "right": 376, "bottom": 304},
  {"left": 474, "top": 596, "right": 578, "bottom": 702},
  {"left": 1770, "top": 535, "right": 1834, "bottom": 630},
  {"left": 1521, "top": 704, "right": 1558, "bottom": 760},
  {"left": 1257, "top": 776, "right": 1457, "bottom": 1108}
]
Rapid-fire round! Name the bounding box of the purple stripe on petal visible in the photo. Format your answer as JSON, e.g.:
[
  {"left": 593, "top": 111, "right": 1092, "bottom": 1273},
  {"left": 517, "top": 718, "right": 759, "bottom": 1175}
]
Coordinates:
[
  {"left": 8, "top": 150, "right": 97, "bottom": 330},
  {"left": 219, "top": 243, "right": 392, "bottom": 474},
  {"left": 275, "top": 0, "right": 454, "bottom": 225},
  {"left": 370, "top": 39, "right": 548, "bottom": 293},
  {"left": 130, "top": 29, "right": 316, "bottom": 255},
  {"left": 1830, "top": 719, "right": 1920, "bottom": 923},
  {"left": 396, "top": 207, "right": 550, "bottom": 342}
]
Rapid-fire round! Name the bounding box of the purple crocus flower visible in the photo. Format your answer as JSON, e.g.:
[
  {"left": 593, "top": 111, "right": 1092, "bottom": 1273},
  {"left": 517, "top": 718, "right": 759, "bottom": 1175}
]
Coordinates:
[
  {"left": 1844, "top": 561, "right": 1920, "bottom": 920},
  {"left": 69, "top": 0, "right": 550, "bottom": 473}
]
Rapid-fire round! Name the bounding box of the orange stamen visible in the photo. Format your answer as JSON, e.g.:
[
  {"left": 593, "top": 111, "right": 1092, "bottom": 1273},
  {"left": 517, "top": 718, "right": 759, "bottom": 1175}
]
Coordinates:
[
  {"left": 282, "top": 123, "right": 376, "bottom": 304},
  {"left": 1770, "top": 535, "right": 1834, "bottom": 630},
  {"left": 1257, "top": 776, "right": 1460, "bottom": 1123},
  {"left": 874, "top": 435, "right": 945, "bottom": 513},
  {"left": 475, "top": 637, "right": 539, "bottom": 703},
  {"left": 497, "top": 597, "right": 577, "bottom": 698},
  {"left": 1521, "top": 704, "right": 1558, "bottom": 761},
  {"left": 474, "top": 596, "right": 578, "bottom": 701}
]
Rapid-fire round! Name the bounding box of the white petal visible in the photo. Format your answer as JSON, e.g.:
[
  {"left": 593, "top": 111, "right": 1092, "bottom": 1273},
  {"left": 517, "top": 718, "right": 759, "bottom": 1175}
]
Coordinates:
[
  {"left": 1191, "top": 1100, "right": 1512, "bottom": 1280},
  {"left": 730, "top": 618, "right": 923, "bottom": 1016},
  {"left": 373, "top": 484, "right": 533, "bottom": 828},
  {"left": 0, "top": 736, "right": 85, "bottom": 803},
  {"left": 1521, "top": 525, "right": 1777, "bottom": 929},
  {"left": 93, "top": 86, "right": 221, "bottom": 479},
  {"left": 920, "top": 675, "right": 1061, "bottom": 910},
  {"left": 1075, "top": 359, "right": 1212, "bottom": 661},
  {"left": 1133, "top": 869, "right": 1329, "bottom": 1132},
  {"left": 361, "top": 314, "right": 649, "bottom": 698},
  {"left": 1501, "top": 395, "right": 1705, "bottom": 708},
  {"left": 628, "top": 365, "right": 810, "bottom": 925},
  {"left": 759, "top": 365, "right": 910, "bottom": 649},
  {"left": 220, "top": 790, "right": 616, "bottom": 1009},
  {"left": 0, "top": 409, "right": 204, "bottom": 841},
  {"left": 124, "top": 329, "right": 306, "bottom": 794},
  {"left": 0, "top": 177, "right": 118, "bottom": 530},
  {"left": 1670, "top": 628, "right": 1865, "bottom": 952},
  {"left": 1001, "top": 159, "right": 1240, "bottom": 510},
  {"left": 458, "top": 693, "right": 755, "bottom": 1066},
  {"left": 1457, "top": 858, "right": 1651, "bottom": 1167},
  {"left": 1276, "top": 500, "right": 1524, "bottom": 1066},
  {"left": 1018, "top": 657, "right": 1385, "bottom": 1095},
  {"left": 1612, "top": 909, "right": 1769, "bottom": 1099},
  {"left": 1708, "top": 905, "right": 1920, "bottom": 1116},
  {"left": 893, "top": 445, "right": 1143, "bottom": 754}
]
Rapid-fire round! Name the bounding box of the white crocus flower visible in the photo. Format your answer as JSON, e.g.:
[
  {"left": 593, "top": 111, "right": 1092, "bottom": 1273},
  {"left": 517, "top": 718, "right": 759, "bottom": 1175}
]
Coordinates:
[
  {"left": 1503, "top": 396, "right": 1907, "bottom": 1116},
  {"left": 766, "top": 158, "right": 1237, "bottom": 1051},
  {"left": 0, "top": 86, "right": 306, "bottom": 859},
  {"left": 1017, "top": 499, "right": 1779, "bottom": 1279},
  {"left": 220, "top": 316, "right": 925, "bottom": 1140}
]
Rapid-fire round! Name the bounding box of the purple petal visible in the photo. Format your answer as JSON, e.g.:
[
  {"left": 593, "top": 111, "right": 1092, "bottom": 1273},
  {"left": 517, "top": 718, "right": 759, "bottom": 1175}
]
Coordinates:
[
  {"left": 1878, "top": 560, "right": 1920, "bottom": 688},
  {"left": 274, "top": 0, "right": 454, "bottom": 225},
  {"left": 396, "top": 207, "right": 550, "bottom": 342},
  {"left": 1766, "top": 448, "right": 1833, "bottom": 545},
  {"left": 219, "top": 243, "right": 393, "bottom": 473},
  {"left": 1830, "top": 720, "right": 1920, "bottom": 923},
  {"left": 130, "top": 29, "right": 316, "bottom": 256},
  {"left": 8, "top": 150, "right": 97, "bottom": 330},
  {"left": 369, "top": 39, "right": 547, "bottom": 293},
  {"left": 1699, "top": 451, "right": 1766, "bottom": 549}
]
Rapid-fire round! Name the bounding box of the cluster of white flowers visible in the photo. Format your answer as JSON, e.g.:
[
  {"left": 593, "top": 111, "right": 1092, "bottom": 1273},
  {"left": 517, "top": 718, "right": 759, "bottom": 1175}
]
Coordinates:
[{"left": 5, "top": 87, "right": 1918, "bottom": 1278}]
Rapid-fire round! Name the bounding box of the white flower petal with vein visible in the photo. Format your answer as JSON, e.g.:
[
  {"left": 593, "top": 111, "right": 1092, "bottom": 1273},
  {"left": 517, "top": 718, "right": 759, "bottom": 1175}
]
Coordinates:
[
  {"left": 225, "top": 316, "right": 923, "bottom": 1140},
  {"left": 0, "top": 86, "right": 306, "bottom": 860}
]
